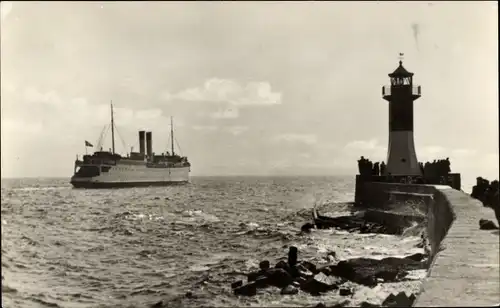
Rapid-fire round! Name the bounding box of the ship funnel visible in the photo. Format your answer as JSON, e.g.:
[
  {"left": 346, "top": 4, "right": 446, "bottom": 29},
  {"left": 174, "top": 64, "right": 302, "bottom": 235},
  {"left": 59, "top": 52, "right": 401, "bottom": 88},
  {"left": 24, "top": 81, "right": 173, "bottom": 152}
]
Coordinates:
[
  {"left": 146, "top": 131, "right": 153, "bottom": 158},
  {"left": 139, "top": 131, "right": 146, "bottom": 156}
]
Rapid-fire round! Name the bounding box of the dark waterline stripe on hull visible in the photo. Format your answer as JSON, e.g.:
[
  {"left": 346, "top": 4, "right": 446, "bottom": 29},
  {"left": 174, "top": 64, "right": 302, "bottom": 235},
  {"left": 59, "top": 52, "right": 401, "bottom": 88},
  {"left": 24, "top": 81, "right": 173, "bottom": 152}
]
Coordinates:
[{"left": 70, "top": 180, "right": 189, "bottom": 189}]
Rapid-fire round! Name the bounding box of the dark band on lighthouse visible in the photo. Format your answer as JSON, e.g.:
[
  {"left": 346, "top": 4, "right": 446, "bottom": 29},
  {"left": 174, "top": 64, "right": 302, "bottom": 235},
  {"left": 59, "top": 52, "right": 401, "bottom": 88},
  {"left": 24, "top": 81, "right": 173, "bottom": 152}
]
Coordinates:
[{"left": 389, "top": 99, "right": 414, "bottom": 131}]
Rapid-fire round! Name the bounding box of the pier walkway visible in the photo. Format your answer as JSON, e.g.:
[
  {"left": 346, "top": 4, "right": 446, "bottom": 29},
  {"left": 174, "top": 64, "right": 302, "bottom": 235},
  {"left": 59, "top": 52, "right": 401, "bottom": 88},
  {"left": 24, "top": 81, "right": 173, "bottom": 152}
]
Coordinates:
[{"left": 414, "top": 187, "right": 500, "bottom": 307}]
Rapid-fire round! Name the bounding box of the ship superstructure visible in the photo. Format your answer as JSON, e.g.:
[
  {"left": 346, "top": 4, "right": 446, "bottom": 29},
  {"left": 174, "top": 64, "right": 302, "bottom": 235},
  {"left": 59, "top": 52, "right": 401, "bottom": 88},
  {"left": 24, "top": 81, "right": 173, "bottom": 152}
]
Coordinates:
[{"left": 70, "top": 103, "right": 191, "bottom": 188}]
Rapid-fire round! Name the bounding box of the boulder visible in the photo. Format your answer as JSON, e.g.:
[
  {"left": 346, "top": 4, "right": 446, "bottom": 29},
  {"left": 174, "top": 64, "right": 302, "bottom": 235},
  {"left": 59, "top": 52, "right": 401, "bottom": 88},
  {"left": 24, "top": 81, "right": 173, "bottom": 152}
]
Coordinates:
[
  {"left": 479, "top": 219, "right": 499, "bottom": 230},
  {"left": 231, "top": 280, "right": 243, "bottom": 289},
  {"left": 254, "top": 275, "right": 269, "bottom": 288},
  {"left": 275, "top": 260, "right": 290, "bottom": 271},
  {"left": 314, "top": 213, "right": 400, "bottom": 235},
  {"left": 301, "top": 222, "right": 315, "bottom": 233},
  {"left": 259, "top": 260, "right": 270, "bottom": 270},
  {"left": 359, "top": 301, "right": 380, "bottom": 307},
  {"left": 314, "top": 210, "right": 428, "bottom": 236},
  {"left": 296, "top": 263, "right": 316, "bottom": 279},
  {"left": 281, "top": 285, "right": 299, "bottom": 295},
  {"left": 150, "top": 301, "right": 164, "bottom": 308},
  {"left": 376, "top": 270, "right": 407, "bottom": 282},
  {"left": 288, "top": 246, "right": 298, "bottom": 267},
  {"left": 331, "top": 300, "right": 350, "bottom": 307},
  {"left": 363, "top": 210, "right": 425, "bottom": 235},
  {"left": 297, "top": 268, "right": 315, "bottom": 279},
  {"left": 300, "top": 272, "right": 342, "bottom": 295},
  {"left": 294, "top": 276, "right": 307, "bottom": 286},
  {"left": 326, "top": 251, "right": 337, "bottom": 261},
  {"left": 298, "top": 260, "right": 318, "bottom": 274},
  {"left": 233, "top": 282, "right": 257, "bottom": 296},
  {"left": 415, "top": 240, "right": 425, "bottom": 248},
  {"left": 317, "top": 265, "right": 335, "bottom": 276},
  {"left": 381, "top": 291, "right": 416, "bottom": 307},
  {"left": 330, "top": 255, "right": 424, "bottom": 286},
  {"left": 404, "top": 253, "right": 426, "bottom": 262},
  {"left": 311, "top": 300, "right": 350, "bottom": 308},
  {"left": 339, "top": 287, "right": 353, "bottom": 296},
  {"left": 314, "top": 215, "right": 365, "bottom": 231},
  {"left": 264, "top": 268, "right": 293, "bottom": 288},
  {"left": 247, "top": 270, "right": 266, "bottom": 282}
]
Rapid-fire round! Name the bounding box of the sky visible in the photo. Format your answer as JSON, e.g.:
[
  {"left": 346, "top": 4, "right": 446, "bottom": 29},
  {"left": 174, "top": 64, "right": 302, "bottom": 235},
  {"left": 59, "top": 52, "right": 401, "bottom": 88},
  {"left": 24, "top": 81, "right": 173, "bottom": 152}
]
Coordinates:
[{"left": 1, "top": 1, "right": 498, "bottom": 186}]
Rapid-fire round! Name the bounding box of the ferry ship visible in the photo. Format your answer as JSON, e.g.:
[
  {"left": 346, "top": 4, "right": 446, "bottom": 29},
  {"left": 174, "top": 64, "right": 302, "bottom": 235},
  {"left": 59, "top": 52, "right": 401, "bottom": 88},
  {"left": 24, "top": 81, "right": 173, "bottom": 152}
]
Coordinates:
[{"left": 70, "top": 103, "right": 191, "bottom": 188}]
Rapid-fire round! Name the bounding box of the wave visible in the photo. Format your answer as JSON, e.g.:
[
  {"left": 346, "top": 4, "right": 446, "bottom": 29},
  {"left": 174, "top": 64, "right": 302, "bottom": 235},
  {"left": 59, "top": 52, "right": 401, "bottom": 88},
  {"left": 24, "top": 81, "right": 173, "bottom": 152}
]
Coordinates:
[{"left": 1, "top": 176, "right": 431, "bottom": 308}]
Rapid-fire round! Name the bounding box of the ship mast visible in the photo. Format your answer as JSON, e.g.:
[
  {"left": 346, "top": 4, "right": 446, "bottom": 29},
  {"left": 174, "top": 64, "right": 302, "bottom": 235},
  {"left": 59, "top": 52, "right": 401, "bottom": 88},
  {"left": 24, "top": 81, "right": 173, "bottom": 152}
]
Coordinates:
[
  {"left": 111, "top": 101, "right": 115, "bottom": 154},
  {"left": 170, "top": 116, "right": 175, "bottom": 156}
]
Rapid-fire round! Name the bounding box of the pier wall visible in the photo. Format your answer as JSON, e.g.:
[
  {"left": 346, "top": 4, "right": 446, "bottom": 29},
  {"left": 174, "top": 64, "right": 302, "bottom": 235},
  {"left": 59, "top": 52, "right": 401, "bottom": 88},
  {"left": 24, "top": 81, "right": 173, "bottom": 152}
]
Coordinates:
[{"left": 355, "top": 181, "right": 500, "bottom": 306}]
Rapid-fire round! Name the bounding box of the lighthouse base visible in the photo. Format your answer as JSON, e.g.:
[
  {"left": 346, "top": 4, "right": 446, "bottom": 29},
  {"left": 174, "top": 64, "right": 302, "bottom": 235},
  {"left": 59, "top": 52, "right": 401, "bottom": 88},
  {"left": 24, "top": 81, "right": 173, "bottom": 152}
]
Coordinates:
[
  {"left": 354, "top": 173, "right": 462, "bottom": 207},
  {"left": 386, "top": 131, "right": 421, "bottom": 176}
]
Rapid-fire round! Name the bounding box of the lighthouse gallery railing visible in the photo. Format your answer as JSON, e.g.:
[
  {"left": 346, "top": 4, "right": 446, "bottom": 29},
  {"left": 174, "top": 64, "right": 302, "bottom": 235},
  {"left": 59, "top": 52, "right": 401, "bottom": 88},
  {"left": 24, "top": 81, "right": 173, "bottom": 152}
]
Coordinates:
[{"left": 382, "top": 86, "right": 421, "bottom": 96}]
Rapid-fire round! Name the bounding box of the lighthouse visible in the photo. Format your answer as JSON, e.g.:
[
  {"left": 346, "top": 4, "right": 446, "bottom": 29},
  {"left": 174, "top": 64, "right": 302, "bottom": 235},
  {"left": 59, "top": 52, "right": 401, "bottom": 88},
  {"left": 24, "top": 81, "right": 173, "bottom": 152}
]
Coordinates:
[{"left": 382, "top": 58, "right": 422, "bottom": 176}]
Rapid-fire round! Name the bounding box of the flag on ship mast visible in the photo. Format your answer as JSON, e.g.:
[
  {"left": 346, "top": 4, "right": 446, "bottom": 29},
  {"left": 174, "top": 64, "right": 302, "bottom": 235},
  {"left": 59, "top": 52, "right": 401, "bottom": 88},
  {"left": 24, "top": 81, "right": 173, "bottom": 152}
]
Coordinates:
[{"left": 85, "top": 140, "right": 93, "bottom": 147}]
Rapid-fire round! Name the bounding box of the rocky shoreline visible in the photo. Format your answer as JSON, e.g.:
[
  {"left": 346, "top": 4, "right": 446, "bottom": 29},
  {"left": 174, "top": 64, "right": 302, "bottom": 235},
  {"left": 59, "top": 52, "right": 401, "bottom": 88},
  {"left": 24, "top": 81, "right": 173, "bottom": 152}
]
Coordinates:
[
  {"left": 149, "top": 204, "right": 429, "bottom": 308},
  {"left": 230, "top": 245, "right": 425, "bottom": 307},
  {"left": 228, "top": 206, "right": 429, "bottom": 307}
]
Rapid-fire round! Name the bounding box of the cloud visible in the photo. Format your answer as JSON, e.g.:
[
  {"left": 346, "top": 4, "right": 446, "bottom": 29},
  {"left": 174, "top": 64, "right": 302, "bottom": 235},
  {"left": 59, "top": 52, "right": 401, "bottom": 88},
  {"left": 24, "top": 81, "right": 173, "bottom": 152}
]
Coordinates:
[
  {"left": 23, "top": 87, "right": 62, "bottom": 106},
  {"left": 451, "top": 148, "right": 477, "bottom": 157},
  {"left": 136, "top": 108, "right": 163, "bottom": 120},
  {"left": 274, "top": 134, "right": 318, "bottom": 145},
  {"left": 171, "top": 78, "right": 282, "bottom": 107},
  {"left": 164, "top": 79, "right": 281, "bottom": 120},
  {"left": 192, "top": 125, "right": 218, "bottom": 131},
  {"left": 19, "top": 87, "right": 110, "bottom": 128},
  {"left": 191, "top": 125, "right": 248, "bottom": 135},
  {"left": 210, "top": 108, "right": 240, "bottom": 119},
  {"left": 344, "top": 139, "right": 381, "bottom": 151},
  {"left": 6, "top": 87, "right": 178, "bottom": 141},
  {"left": 341, "top": 138, "right": 387, "bottom": 163},
  {"left": 2, "top": 87, "right": 193, "bottom": 162},
  {"left": 159, "top": 91, "right": 172, "bottom": 101},
  {"left": 235, "top": 159, "right": 261, "bottom": 167},
  {"left": 225, "top": 126, "right": 249, "bottom": 136},
  {"left": 319, "top": 143, "right": 339, "bottom": 151},
  {"left": 269, "top": 159, "right": 293, "bottom": 169},
  {"left": 418, "top": 145, "right": 446, "bottom": 159},
  {"left": 2, "top": 118, "right": 43, "bottom": 135}
]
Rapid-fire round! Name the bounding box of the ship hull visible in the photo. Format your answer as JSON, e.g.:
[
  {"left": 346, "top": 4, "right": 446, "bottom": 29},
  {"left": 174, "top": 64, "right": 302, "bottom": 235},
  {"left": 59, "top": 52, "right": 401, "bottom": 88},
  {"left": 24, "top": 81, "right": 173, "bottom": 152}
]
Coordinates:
[
  {"left": 70, "top": 165, "right": 191, "bottom": 189},
  {"left": 71, "top": 180, "right": 189, "bottom": 189}
]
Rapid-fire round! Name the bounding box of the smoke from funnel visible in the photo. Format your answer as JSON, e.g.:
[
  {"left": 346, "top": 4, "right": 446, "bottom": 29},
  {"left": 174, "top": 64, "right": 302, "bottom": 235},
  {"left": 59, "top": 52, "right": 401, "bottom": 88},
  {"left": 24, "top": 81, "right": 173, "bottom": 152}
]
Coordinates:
[{"left": 411, "top": 23, "right": 420, "bottom": 51}]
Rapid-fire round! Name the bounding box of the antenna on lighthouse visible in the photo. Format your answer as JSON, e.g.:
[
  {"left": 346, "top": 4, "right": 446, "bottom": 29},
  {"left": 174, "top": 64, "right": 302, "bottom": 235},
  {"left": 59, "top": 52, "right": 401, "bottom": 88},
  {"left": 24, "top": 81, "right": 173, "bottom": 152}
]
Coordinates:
[{"left": 398, "top": 52, "right": 405, "bottom": 63}]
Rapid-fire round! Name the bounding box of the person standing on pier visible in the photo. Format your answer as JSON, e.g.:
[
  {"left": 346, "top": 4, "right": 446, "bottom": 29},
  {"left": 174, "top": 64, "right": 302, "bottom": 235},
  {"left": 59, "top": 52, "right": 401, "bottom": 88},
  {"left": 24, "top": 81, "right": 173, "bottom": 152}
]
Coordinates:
[
  {"left": 357, "top": 156, "right": 365, "bottom": 175},
  {"left": 445, "top": 157, "right": 451, "bottom": 174},
  {"left": 373, "top": 162, "right": 380, "bottom": 176}
]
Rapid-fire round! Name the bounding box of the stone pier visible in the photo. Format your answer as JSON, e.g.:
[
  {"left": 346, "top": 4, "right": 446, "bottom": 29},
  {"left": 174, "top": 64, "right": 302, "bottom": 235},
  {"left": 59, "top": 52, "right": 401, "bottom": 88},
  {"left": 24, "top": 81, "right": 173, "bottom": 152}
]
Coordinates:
[{"left": 355, "top": 182, "right": 500, "bottom": 307}]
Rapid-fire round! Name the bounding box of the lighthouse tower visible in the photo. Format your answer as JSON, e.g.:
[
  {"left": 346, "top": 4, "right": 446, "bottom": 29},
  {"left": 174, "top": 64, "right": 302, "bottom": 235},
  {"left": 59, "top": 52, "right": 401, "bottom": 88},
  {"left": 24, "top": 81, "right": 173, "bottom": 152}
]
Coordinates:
[{"left": 382, "top": 59, "right": 422, "bottom": 176}]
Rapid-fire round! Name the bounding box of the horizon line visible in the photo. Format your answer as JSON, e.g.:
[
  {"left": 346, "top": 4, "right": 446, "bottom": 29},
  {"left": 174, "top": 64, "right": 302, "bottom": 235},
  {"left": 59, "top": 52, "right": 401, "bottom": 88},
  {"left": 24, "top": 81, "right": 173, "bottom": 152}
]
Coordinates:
[{"left": 1, "top": 174, "right": 355, "bottom": 180}]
